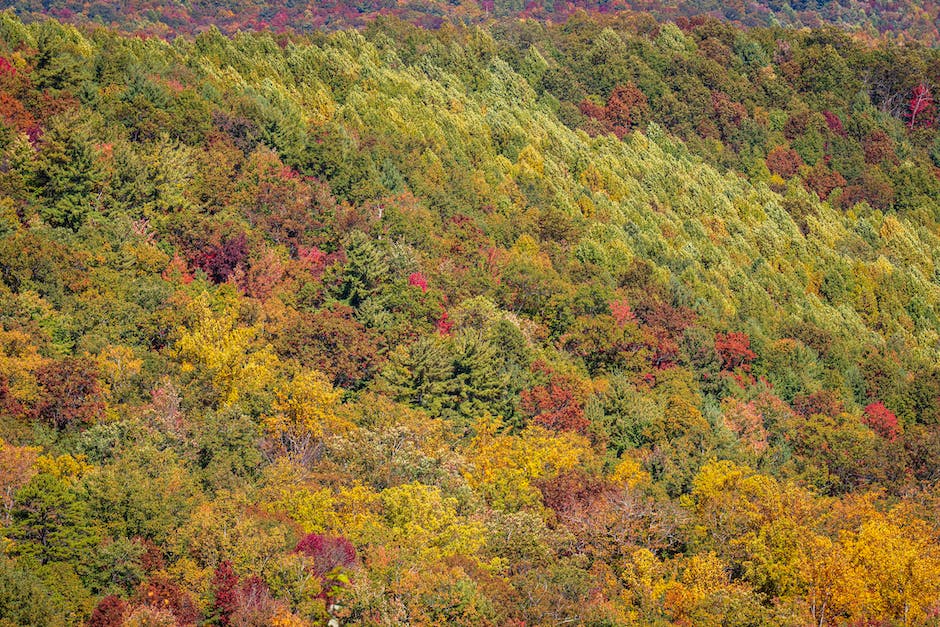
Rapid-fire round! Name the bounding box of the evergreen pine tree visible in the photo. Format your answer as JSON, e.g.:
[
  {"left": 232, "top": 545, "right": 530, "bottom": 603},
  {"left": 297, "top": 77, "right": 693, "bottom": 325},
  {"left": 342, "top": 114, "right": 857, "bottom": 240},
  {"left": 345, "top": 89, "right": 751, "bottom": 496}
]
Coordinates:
[
  {"left": 382, "top": 336, "right": 453, "bottom": 416},
  {"left": 7, "top": 474, "right": 97, "bottom": 567},
  {"left": 337, "top": 230, "right": 389, "bottom": 307},
  {"left": 31, "top": 113, "right": 102, "bottom": 230},
  {"left": 445, "top": 333, "right": 508, "bottom": 425}
]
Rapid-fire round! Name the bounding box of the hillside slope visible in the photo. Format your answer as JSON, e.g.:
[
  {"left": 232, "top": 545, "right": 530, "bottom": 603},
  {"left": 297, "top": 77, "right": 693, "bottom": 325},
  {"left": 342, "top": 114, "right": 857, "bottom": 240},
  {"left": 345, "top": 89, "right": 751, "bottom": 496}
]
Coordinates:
[
  {"left": 0, "top": 0, "right": 939, "bottom": 44},
  {"left": 0, "top": 13, "right": 938, "bottom": 626}
]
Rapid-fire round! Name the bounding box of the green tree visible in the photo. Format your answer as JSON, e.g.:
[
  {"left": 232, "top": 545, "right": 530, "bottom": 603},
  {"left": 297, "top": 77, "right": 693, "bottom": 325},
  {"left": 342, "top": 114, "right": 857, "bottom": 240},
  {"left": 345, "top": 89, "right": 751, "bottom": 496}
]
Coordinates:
[
  {"left": 31, "top": 112, "right": 103, "bottom": 231},
  {"left": 6, "top": 473, "right": 98, "bottom": 568},
  {"left": 382, "top": 336, "right": 454, "bottom": 417},
  {"left": 336, "top": 230, "right": 389, "bottom": 307},
  {"left": 0, "top": 558, "right": 56, "bottom": 626},
  {"left": 443, "top": 333, "right": 509, "bottom": 426}
]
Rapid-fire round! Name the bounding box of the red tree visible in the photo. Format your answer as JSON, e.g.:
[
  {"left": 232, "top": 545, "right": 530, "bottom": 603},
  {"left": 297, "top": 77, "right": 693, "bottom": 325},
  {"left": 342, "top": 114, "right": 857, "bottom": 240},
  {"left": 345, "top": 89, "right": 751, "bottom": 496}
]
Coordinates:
[
  {"left": 88, "top": 595, "right": 127, "bottom": 627},
  {"left": 436, "top": 309, "right": 453, "bottom": 336},
  {"left": 0, "top": 57, "right": 16, "bottom": 78},
  {"left": 840, "top": 170, "right": 895, "bottom": 211},
  {"left": 609, "top": 298, "right": 636, "bottom": 327},
  {"left": 195, "top": 232, "right": 249, "bottom": 283},
  {"left": 294, "top": 533, "right": 357, "bottom": 578},
  {"left": 822, "top": 110, "right": 846, "bottom": 136},
  {"left": 715, "top": 332, "right": 756, "bottom": 372},
  {"left": 906, "top": 83, "right": 935, "bottom": 129},
  {"left": 408, "top": 272, "right": 428, "bottom": 292},
  {"left": 235, "top": 248, "right": 285, "bottom": 301},
  {"left": 212, "top": 561, "right": 239, "bottom": 626},
  {"left": 520, "top": 373, "right": 589, "bottom": 434},
  {"left": 862, "top": 401, "right": 901, "bottom": 441}
]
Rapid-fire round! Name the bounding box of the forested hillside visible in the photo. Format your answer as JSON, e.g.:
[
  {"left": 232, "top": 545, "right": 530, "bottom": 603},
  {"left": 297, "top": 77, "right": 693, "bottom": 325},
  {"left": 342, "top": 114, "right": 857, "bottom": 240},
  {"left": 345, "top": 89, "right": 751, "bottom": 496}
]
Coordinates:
[
  {"left": 0, "top": 8, "right": 940, "bottom": 626},
  {"left": 1, "top": 0, "right": 940, "bottom": 45}
]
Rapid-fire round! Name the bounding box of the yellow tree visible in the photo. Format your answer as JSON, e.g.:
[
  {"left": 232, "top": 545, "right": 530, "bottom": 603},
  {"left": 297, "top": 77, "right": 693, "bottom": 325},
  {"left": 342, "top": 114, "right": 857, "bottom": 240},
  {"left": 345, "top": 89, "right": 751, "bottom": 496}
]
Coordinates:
[
  {"left": 176, "top": 295, "right": 279, "bottom": 407},
  {"left": 842, "top": 505, "right": 940, "bottom": 625},
  {"left": 0, "top": 329, "right": 46, "bottom": 408},
  {"left": 379, "top": 482, "right": 484, "bottom": 562},
  {"left": 463, "top": 417, "right": 595, "bottom": 511},
  {"left": 0, "top": 439, "right": 40, "bottom": 523},
  {"left": 797, "top": 534, "right": 871, "bottom": 627},
  {"left": 263, "top": 371, "right": 352, "bottom": 464},
  {"left": 96, "top": 344, "right": 143, "bottom": 403},
  {"left": 664, "top": 551, "right": 762, "bottom": 626},
  {"left": 686, "top": 460, "right": 785, "bottom": 556}
]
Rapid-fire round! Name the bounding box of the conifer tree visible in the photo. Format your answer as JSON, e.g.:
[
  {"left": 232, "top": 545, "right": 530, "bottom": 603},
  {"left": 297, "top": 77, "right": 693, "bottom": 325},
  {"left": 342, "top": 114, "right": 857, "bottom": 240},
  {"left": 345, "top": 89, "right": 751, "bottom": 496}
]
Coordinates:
[
  {"left": 7, "top": 473, "right": 97, "bottom": 567},
  {"left": 382, "top": 336, "right": 454, "bottom": 417},
  {"left": 337, "top": 230, "right": 389, "bottom": 307},
  {"left": 31, "top": 112, "right": 102, "bottom": 230},
  {"left": 445, "top": 333, "right": 508, "bottom": 425}
]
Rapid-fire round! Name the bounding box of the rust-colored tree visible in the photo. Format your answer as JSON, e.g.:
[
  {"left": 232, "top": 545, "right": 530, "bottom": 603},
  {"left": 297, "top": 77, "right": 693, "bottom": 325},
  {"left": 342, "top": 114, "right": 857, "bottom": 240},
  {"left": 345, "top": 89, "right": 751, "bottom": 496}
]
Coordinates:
[
  {"left": 133, "top": 576, "right": 200, "bottom": 625},
  {"left": 714, "top": 332, "right": 756, "bottom": 373},
  {"left": 276, "top": 305, "right": 383, "bottom": 389},
  {"left": 535, "top": 468, "right": 610, "bottom": 516},
  {"left": 88, "top": 595, "right": 127, "bottom": 627},
  {"left": 520, "top": 372, "right": 589, "bottom": 434},
  {"left": 793, "top": 390, "right": 844, "bottom": 419},
  {"left": 35, "top": 357, "right": 104, "bottom": 429},
  {"left": 765, "top": 146, "right": 803, "bottom": 178},
  {"left": 804, "top": 162, "right": 846, "bottom": 201},
  {"left": 580, "top": 82, "right": 650, "bottom": 139},
  {"left": 862, "top": 130, "right": 898, "bottom": 165}
]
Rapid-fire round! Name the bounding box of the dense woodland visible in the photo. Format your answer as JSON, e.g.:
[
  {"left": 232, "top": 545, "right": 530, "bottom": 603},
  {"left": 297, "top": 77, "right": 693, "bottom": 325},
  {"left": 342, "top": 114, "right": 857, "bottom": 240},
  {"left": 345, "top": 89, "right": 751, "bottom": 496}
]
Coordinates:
[
  {"left": 0, "top": 5, "right": 939, "bottom": 626},
  {"left": 1, "top": 0, "right": 939, "bottom": 44}
]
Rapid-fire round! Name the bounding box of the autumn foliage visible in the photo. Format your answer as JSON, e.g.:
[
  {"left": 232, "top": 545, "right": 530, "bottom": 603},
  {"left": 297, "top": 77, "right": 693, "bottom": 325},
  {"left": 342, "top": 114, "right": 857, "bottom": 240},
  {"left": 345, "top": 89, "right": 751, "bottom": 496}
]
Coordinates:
[
  {"left": 580, "top": 82, "right": 651, "bottom": 139},
  {"left": 714, "top": 332, "right": 756, "bottom": 373},
  {"left": 87, "top": 595, "right": 127, "bottom": 627},
  {"left": 520, "top": 370, "right": 589, "bottom": 434},
  {"left": 212, "top": 561, "right": 239, "bottom": 626},
  {"left": 35, "top": 358, "right": 104, "bottom": 429},
  {"left": 907, "top": 83, "right": 935, "bottom": 129},
  {"left": 863, "top": 401, "right": 901, "bottom": 441},
  {"left": 295, "top": 533, "right": 356, "bottom": 570},
  {"left": 765, "top": 146, "right": 803, "bottom": 178},
  {"left": 0, "top": 9, "right": 939, "bottom": 627}
]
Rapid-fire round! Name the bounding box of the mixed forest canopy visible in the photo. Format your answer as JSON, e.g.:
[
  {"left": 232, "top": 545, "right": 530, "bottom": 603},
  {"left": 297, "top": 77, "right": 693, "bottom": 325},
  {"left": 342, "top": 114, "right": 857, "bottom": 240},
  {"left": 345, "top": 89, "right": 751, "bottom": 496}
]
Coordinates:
[
  {"left": 1, "top": 0, "right": 939, "bottom": 45},
  {"left": 0, "top": 3, "right": 939, "bottom": 626}
]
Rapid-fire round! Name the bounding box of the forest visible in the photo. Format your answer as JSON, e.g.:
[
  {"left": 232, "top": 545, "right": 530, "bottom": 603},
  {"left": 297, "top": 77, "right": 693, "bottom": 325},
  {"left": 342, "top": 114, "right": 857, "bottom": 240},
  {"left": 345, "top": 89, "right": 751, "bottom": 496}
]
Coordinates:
[
  {"left": 1, "top": 0, "right": 939, "bottom": 45},
  {"left": 0, "top": 3, "right": 939, "bottom": 626}
]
